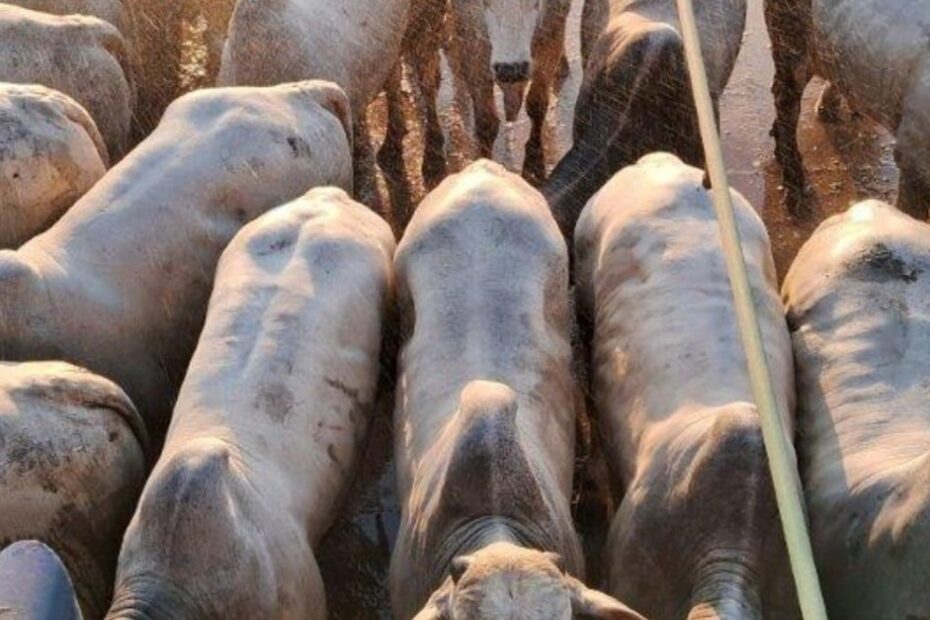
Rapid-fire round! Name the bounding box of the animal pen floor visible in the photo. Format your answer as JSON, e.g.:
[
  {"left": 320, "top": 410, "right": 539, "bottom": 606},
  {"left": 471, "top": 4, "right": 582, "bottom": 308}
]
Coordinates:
[{"left": 176, "top": 1, "right": 898, "bottom": 616}]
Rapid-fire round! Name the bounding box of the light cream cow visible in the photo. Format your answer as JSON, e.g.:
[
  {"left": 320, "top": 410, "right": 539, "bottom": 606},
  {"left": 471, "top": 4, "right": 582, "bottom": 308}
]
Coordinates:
[
  {"left": 575, "top": 153, "right": 798, "bottom": 619},
  {"left": 783, "top": 200, "right": 930, "bottom": 618},
  {"left": 766, "top": 0, "right": 930, "bottom": 218},
  {"left": 0, "top": 81, "right": 353, "bottom": 445},
  {"left": 108, "top": 188, "right": 394, "bottom": 619},
  {"left": 0, "top": 361, "right": 147, "bottom": 619},
  {"left": 391, "top": 159, "right": 644, "bottom": 620},
  {"left": 0, "top": 4, "right": 133, "bottom": 160},
  {"left": 446, "top": 0, "right": 571, "bottom": 183}
]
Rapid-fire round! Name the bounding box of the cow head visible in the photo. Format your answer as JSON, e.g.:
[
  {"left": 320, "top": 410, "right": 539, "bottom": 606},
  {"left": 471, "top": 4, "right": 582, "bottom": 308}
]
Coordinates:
[
  {"left": 483, "top": 0, "right": 539, "bottom": 120},
  {"left": 412, "top": 542, "right": 645, "bottom": 619},
  {"left": 0, "top": 541, "right": 82, "bottom": 620}
]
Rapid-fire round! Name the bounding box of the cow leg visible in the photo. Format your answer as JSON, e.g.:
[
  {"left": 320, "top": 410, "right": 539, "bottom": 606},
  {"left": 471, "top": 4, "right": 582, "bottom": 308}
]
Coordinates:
[
  {"left": 455, "top": 51, "right": 498, "bottom": 159},
  {"left": 378, "top": 63, "right": 414, "bottom": 228},
  {"left": 471, "top": 77, "right": 499, "bottom": 159},
  {"left": 418, "top": 52, "right": 447, "bottom": 189},
  {"left": 524, "top": 7, "right": 569, "bottom": 185},
  {"left": 449, "top": 10, "right": 499, "bottom": 160},
  {"left": 763, "top": 0, "right": 813, "bottom": 216},
  {"left": 557, "top": 51, "right": 570, "bottom": 85},
  {"left": 378, "top": 63, "right": 408, "bottom": 176},
  {"left": 896, "top": 165, "right": 930, "bottom": 222},
  {"left": 353, "top": 110, "right": 388, "bottom": 219},
  {"left": 895, "top": 83, "right": 930, "bottom": 221},
  {"left": 413, "top": 48, "right": 447, "bottom": 189},
  {"left": 406, "top": 0, "right": 448, "bottom": 189},
  {"left": 524, "top": 76, "right": 551, "bottom": 185},
  {"left": 203, "top": 0, "right": 234, "bottom": 85}
]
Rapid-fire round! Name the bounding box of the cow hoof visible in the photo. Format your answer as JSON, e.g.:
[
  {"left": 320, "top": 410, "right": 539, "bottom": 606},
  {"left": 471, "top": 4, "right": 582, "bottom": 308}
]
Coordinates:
[
  {"left": 377, "top": 141, "right": 405, "bottom": 180},
  {"left": 522, "top": 152, "right": 547, "bottom": 187},
  {"left": 816, "top": 103, "right": 840, "bottom": 124},
  {"left": 786, "top": 185, "right": 815, "bottom": 219},
  {"left": 815, "top": 98, "right": 841, "bottom": 124},
  {"left": 422, "top": 156, "right": 448, "bottom": 190}
]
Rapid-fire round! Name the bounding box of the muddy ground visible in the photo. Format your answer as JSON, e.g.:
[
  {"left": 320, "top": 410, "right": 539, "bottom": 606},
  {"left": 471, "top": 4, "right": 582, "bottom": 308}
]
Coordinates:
[{"left": 180, "top": 1, "right": 897, "bottom": 617}]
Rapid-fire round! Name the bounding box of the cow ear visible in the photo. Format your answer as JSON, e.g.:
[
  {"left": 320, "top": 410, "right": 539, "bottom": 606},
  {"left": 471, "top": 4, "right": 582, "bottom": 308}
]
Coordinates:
[
  {"left": 544, "top": 551, "right": 566, "bottom": 573},
  {"left": 303, "top": 81, "right": 353, "bottom": 153},
  {"left": 569, "top": 579, "right": 647, "bottom": 619},
  {"left": 450, "top": 555, "right": 472, "bottom": 584},
  {"left": 412, "top": 581, "right": 452, "bottom": 620},
  {"left": 411, "top": 599, "right": 448, "bottom": 620}
]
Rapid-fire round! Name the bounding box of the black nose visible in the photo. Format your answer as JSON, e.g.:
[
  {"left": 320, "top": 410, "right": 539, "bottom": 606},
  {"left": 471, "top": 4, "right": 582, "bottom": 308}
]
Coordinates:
[{"left": 493, "top": 62, "right": 530, "bottom": 84}]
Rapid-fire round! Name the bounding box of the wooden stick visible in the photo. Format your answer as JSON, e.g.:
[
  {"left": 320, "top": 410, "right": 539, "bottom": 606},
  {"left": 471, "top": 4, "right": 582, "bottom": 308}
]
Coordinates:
[{"left": 673, "top": 1, "right": 829, "bottom": 617}]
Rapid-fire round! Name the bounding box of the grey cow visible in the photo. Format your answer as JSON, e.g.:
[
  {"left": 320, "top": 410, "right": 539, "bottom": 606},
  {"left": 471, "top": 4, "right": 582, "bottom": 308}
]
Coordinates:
[
  {"left": 391, "top": 159, "right": 644, "bottom": 620},
  {"left": 765, "top": 0, "right": 930, "bottom": 218},
  {"left": 783, "top": 200, "right": 930, "bottom": 618},
  {"left": 576, "top": 153, "right": 799, "bottom": 619}
]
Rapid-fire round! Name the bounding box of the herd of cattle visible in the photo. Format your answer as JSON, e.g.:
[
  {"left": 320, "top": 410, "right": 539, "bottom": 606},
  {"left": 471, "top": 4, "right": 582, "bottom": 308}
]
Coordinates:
[{"left": 0, "top": 0, "right": 928, "bottom": 618}]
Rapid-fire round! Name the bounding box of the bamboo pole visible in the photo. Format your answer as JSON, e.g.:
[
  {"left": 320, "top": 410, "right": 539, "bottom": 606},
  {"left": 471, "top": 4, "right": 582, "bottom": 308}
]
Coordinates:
[{"left": 673, "top": 1, "right": 829, "bottom": 617}]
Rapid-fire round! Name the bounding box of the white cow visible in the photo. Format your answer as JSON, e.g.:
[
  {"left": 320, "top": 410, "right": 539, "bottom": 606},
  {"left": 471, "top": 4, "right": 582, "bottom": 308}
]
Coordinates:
[
  {"left": 107, "top": 188, "right": 394, "bottom": 619},
  {"left": 3, "top": 0, "right": 133, "bottom": 37},
  {"left": 782, "top": 200, "right": 930, "bottom": 618},
  {"left": 0, "top": 81, "right": 353, "bottom": 445},
  {"left": 0, "top": 361, "right": 148, "bottom": 619},
  {"left": 446, "top": 0, "right": 571, "bottom": 183},
  {"left": 0, "top": 4, "right": 133, "bottom": 160},
  {"left": 575, "top": 153, "right": 798, "bottom": 619},
  {"left": 0, "top": 541, "right": 82, "bottom": 620},
  {"left": 765, "top": 0, "right": 930, "bottom": 218},
  {"left": 218, "top": 0, "right": 408, "bottom": 119},
  {"left": 0, "top": 83, "right": 107, "bottom": 249},
  {"left": 391, "top": 159, "right": 644, "bottom": 620},
  {"left": 220, "top": 0, "right": 488, "bottom": 214},
  {"left": 218, "top": 1, "right": 401, "bottom": 162}
]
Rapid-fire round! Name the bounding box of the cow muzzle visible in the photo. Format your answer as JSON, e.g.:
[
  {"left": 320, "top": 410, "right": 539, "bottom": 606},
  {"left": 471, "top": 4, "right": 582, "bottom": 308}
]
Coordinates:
[
  {"left": 493, "top": 61, "right": 531, "bottom": 84},
  {"left": 493, "top": 63, "right": 530, "bottom": 122}
]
